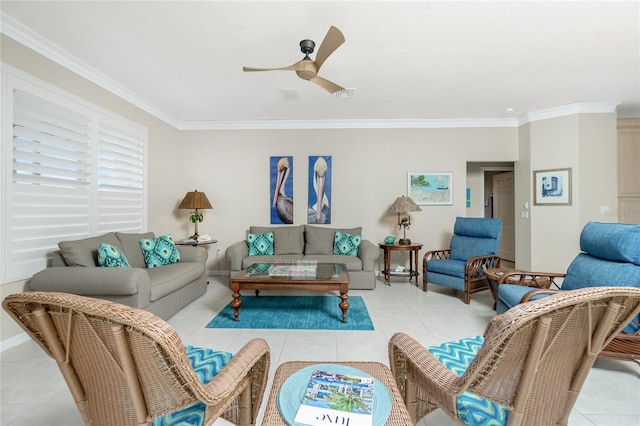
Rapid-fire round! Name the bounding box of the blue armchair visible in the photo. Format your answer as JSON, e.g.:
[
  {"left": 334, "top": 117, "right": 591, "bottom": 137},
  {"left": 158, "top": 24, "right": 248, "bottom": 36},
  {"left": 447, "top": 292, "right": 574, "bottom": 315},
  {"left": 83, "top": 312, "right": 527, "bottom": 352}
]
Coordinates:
[
  {"left": 423, "top": 217, "right": 502, "bottom": 304},
  {"left": 497, "top": 221, "right": 640, "bottom": 364}
]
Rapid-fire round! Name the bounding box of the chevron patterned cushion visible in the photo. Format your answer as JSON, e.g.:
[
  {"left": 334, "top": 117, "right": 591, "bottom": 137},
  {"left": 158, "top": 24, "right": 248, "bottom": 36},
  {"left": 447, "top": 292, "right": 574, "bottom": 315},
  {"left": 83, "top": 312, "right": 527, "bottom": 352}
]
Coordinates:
[
  {"left": 152, "top": 345, "right": 233, "bottom": 426},
  {"left": 428, "top": 336, "right": 509, "bottom": 425}
]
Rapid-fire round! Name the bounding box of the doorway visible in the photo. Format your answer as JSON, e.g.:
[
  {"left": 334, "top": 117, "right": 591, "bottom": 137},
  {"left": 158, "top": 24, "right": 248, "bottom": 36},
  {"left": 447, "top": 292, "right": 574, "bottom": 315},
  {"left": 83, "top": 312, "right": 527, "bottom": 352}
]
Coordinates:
[{"left": 481, "top": 167, "right": 515, "bottom": 263}]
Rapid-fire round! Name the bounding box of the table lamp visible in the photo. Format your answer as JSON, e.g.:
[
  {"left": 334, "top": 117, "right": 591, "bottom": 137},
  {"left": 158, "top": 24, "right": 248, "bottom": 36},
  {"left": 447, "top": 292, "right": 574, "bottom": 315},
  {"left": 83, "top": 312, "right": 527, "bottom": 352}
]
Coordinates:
[
  {"left": 178, "top": 190, "right": 212, "bottom": 240},
  {"left": 387, "top": 195, "right": 422, "bottom": 244}
]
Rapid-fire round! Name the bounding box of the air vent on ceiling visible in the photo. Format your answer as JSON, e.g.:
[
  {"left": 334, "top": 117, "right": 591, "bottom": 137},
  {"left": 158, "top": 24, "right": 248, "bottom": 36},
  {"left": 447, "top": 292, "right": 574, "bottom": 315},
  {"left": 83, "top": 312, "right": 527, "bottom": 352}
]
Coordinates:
[{"left": 334, "top": 88, "right": 356, "bottom": 99}]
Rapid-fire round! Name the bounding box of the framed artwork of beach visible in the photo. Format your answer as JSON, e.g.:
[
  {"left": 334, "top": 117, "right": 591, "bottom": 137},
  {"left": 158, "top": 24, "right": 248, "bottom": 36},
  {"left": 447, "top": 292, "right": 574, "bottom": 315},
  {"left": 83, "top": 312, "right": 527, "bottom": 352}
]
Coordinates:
[
  {"left": 408, "top": 172, "right": 453, "bottom": 205},
  {"left": 533, "top": 167, "right": 572, "bottom": 205}
]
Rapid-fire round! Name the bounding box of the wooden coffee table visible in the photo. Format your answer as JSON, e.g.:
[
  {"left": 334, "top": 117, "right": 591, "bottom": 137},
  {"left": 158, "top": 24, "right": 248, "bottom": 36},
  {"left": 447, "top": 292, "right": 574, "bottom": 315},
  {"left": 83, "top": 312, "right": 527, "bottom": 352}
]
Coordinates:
[
  {"left": 228, "top": 262, "right": 350, "bottom": 322},
  {"left": 262, "top": 361, "right": 413, "bottom": 425}
]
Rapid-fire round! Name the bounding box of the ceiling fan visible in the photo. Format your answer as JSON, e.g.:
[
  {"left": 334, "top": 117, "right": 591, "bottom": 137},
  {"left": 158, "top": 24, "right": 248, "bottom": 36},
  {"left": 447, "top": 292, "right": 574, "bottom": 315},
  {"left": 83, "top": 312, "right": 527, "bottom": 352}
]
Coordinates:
[{"left": 242, "top": 26, "right": 346, "bottom": 93}]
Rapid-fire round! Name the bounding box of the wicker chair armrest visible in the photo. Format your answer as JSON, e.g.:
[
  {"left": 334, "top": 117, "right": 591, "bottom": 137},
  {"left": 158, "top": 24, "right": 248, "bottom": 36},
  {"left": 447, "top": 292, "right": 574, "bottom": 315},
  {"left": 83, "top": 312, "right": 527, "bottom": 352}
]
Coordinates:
[
  {"left": 389, "top": 332, "right": 463, "bottom": 422},
  {"left": 423, "top": 249, "right": 450, "bottom": 268},
  {"left": 520, "top": 289, "right": 560, "bottom": 303},
  {"left": 198, "top": 338, "right": 270, "bottom": 415},
  {"left": 499, "top": 271, "right": 565, "bottom": 289},
  {"left": 466, "top": 255, "right": 501, "bottom": 278}
]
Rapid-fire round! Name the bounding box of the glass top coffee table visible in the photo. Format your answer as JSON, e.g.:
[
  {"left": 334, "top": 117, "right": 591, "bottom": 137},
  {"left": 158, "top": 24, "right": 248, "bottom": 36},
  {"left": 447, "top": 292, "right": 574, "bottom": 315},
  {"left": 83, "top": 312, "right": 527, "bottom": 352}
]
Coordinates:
[{"left": 229, "top": 262, "right": 350, "bottom": 323}]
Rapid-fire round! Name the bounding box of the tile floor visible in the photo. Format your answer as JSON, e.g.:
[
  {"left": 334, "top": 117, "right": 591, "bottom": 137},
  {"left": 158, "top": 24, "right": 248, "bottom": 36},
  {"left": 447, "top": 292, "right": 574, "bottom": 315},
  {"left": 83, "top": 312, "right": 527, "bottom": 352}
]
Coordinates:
[{"left": 1, "top": 275, "right": 639, "bottom": 425}]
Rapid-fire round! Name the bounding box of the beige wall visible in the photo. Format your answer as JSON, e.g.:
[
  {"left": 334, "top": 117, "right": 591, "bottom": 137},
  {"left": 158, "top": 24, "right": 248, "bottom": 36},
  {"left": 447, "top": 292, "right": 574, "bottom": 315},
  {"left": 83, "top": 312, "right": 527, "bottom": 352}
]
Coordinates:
[{"left": 0, "top": 35, "right": 620, "bottom": 344}]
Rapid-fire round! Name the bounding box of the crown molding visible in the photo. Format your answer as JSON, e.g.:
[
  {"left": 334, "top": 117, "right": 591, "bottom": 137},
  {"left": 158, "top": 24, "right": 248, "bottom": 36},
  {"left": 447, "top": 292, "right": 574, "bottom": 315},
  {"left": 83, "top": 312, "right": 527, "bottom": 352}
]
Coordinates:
[
  {"left": 1, "top": 12, "right": 621, "bottom": 131},
  {"left": 0, "top": 13, "right": 181, "bottom": 128},
  {"left": 517, "top": 102, "right": 620, "bottom": 126},
  {"left": 175, "top": 117, "right": 520, "bottom": 130}
]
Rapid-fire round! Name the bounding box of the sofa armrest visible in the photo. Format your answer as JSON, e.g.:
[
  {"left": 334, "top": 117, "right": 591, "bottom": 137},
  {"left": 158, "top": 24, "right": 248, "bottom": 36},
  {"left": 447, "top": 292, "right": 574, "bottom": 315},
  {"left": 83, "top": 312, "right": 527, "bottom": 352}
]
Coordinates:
[
  {"left": 358, "top": 240, "right": 379, "bottom": 272},
  {"left": 225, "top": 241, "right": 249, "bottom": 271},
  {"left": 177, "top": 246, "right": 208, "bottom": 264},
  {"left": 29, "top": 267, "right": 151, "bottom": 300}
]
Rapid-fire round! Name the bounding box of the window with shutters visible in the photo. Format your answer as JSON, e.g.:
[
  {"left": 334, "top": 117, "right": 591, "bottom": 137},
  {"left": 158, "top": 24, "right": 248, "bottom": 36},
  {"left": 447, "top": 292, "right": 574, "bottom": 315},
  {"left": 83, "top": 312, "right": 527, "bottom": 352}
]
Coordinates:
[{"left": 1, "top": 68, "right": 147, "bottom": 284}]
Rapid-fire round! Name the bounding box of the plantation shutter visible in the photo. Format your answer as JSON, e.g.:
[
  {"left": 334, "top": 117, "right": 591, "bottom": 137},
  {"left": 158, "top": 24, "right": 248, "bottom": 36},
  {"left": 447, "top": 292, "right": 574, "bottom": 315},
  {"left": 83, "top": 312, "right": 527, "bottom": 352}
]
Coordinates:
[
  {"left": 7, "top": 89, "right": 92, "bottom": 281},
  {"left": 96, "top": 117, "right": 146, "bottom": 234}
]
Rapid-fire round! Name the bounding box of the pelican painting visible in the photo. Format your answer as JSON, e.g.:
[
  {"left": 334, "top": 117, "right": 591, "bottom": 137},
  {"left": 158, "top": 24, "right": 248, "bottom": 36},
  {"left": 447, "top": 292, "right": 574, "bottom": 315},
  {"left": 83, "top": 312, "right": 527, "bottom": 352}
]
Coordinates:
[
  {"left": 308, "top": 156, "right": 331, "bottom": 224},
  {"left": 271, "top": 156, "right": 293, "bottom": 224}
]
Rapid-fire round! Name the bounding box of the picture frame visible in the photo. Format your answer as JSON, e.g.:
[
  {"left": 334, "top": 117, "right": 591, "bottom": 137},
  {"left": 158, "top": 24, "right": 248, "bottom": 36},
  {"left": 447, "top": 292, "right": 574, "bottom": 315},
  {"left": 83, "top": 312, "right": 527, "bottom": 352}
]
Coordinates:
[
  {"left": 533, "top": 167, "right": 572, "bottom": 206},
  {"left": 408, "top": 172, "right": 453, "bottom": 205}
]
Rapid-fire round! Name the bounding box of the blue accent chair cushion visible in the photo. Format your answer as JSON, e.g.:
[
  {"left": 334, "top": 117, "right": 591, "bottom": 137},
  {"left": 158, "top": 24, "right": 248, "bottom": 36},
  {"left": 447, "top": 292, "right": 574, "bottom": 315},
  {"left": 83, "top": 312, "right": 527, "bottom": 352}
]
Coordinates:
[
  {"left": 580, "top": 222, "right": 640, "bottom": 265},
  {"left": 153, "top": 346, "right": 233, "bottom": 426},
  {"left": 428, "top": 336, "right": 509, "bottom": 425}
]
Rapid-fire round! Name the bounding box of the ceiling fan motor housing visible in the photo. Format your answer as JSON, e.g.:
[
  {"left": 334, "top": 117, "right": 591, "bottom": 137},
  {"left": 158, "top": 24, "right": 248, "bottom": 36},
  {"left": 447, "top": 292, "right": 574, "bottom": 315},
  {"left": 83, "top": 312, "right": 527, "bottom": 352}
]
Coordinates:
[{"left": 300, "top": 39, "right": 316, "bottom": 56}]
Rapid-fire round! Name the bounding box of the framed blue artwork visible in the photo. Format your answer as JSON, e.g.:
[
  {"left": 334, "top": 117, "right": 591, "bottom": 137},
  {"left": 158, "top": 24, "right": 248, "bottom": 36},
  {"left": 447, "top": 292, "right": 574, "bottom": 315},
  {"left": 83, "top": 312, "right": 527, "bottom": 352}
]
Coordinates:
[
  {"left": 271, "top": 156, "right": 293, "bottom": 224},
  {"left": 308, "top": 156, "right": 332, "bottom": 224}
]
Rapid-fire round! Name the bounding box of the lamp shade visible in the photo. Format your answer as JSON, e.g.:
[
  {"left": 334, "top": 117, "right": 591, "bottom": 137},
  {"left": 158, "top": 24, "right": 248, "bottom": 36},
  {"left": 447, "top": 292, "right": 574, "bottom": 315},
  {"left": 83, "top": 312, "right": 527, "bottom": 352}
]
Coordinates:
[
  {"left": 178, "top": 190, "right": 212, "bottom": 210},
  {"left": 388, "top": 196, "right": 422, "bottom": 214}
]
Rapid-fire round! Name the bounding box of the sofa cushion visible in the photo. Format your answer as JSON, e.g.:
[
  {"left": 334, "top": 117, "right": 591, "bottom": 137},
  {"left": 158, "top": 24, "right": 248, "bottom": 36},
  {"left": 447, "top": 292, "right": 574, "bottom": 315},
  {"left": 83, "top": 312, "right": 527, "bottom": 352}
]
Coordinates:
[
  {"left": 304, "top": 254, "right": 363, "bottom": 271},
  {"left": 580, "top": 222, "right": 640, "bottom": 265},
  {"left": 97, "top": 243, "right": 130, "bottom": 268},
  {"left": 147, "top": 262, "right": 202, "bottom": 301},
  {"left": 58, "top": 232, "right": 120, "bottom": 267},
  {"left": 247, "top": 232, "right": 274, "bottom": 256},
  {"left": 116, "top": 232, "right": 155, "bottom": 268},
  {"left": 333, "top": 231, "right": 362, "bottom": 256},
  {"left": 305, "top": 225, "right": 362, "bottom": 255},
  {"left": 562, "top": 253, "right": 640, "bottom": 290},
  {"left": 250, "top": 225, "right": 304, "bottom": 255},
  {"left": 139, "top": 234, "right": 181, "bottom": 268}
]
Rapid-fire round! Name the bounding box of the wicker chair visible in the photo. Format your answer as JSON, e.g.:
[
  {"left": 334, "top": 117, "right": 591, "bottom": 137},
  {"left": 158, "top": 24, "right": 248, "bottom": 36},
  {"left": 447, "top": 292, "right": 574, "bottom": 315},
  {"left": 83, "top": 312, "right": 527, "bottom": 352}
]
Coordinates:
[
  {"left": 389, "top": 286, "right": 640, "bottom": 426},
  {"left": 423, "top": 217, "right": 502, "bottom": 304},
  {"left": 497, "top": 222, "right": 640, "bottom": 365},
  {"left": 3, "top": 292, "right": 270, "bottom": 426}
]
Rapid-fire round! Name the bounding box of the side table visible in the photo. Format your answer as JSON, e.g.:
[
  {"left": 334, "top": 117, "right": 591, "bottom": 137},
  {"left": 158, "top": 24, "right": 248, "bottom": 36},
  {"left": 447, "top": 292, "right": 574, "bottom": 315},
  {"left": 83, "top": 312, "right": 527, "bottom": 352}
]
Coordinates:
[
  {"left": 262, "top": 361, "right": 413, "bottom": 425},
  {"left": 484, "top": 266, "right": 553, "bottom": 310},
  {"left": 379, "top": 242, "right": 422, "bottom": 285}
]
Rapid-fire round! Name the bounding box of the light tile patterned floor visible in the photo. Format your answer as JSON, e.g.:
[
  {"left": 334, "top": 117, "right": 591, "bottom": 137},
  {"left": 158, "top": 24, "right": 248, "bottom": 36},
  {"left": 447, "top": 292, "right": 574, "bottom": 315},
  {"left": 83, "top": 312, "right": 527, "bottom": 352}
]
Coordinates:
[{"left": 1, "top": 276, "right": 638, "bottom": 425}]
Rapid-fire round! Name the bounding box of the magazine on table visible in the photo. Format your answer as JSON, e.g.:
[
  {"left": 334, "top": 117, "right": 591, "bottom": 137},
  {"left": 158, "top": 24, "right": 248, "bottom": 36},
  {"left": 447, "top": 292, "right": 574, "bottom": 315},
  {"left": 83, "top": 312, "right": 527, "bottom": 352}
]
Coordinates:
[
  {"left": 293, "top": 369, "right": 374, "bottom": 426},
  {"left": 268, "top": 261, "right": 318, "bottom": 278}
]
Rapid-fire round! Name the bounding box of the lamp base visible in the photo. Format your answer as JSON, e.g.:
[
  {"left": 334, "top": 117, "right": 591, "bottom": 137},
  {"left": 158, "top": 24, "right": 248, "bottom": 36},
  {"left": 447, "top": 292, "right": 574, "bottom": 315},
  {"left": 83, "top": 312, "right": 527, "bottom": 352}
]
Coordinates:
[
  {"left": 398, "top": 238, "right": 411, "bottom": 245},
  {"left": 188, "top": 233, "right": 199, "bottom": 241}
]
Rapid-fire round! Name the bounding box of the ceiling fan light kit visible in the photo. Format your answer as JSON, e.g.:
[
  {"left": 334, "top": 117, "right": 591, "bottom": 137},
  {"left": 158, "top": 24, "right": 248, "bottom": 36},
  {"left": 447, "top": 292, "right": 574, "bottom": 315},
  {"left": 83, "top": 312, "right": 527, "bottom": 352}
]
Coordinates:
[{"left": 242, "top": 26, "right": 346, "bottom": 93}]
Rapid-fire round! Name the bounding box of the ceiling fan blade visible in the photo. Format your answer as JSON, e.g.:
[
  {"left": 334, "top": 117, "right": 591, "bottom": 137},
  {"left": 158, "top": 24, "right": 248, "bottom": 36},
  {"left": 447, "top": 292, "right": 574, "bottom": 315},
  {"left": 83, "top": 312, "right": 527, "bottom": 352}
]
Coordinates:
[
  {"left": 242, "top": 65, "right": 297, "bottom": 72},
  {"left": 314, "top": 26, "right": 345, "bottom": 71},
  {"left": 309, "top": 76, "right": 344, "bottom": 93}
]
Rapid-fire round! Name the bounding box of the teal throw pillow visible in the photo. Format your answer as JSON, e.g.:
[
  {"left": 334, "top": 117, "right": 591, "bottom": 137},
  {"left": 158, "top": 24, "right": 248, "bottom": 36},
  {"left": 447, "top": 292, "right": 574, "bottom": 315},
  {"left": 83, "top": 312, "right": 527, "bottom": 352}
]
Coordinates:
[
  {"left": 333, "top": 231, "right": 362, "bottom": 256},
  {"left": 247, "top": 232, "right": 274, "bottom": 256},
  {"left": 139, "top": 234, "right": 180, "bottom": 268},
  {"left": 97, "top": 243, "right": 130, "bottom": 268}
]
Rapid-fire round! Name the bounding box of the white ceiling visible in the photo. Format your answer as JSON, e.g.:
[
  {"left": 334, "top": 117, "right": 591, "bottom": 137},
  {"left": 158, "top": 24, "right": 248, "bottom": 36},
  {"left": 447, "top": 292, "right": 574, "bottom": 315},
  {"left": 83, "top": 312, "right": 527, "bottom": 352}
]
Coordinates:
[{"left": 1, "top": 1, "right": 639, "bottom": 128}]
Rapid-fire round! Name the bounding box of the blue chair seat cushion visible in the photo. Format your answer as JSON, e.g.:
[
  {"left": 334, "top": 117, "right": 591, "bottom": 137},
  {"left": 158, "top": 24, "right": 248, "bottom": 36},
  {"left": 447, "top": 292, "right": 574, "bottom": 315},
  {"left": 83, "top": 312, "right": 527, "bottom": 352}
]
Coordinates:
[
  {"left": 427, "top": 258, "right": 467, "bottom": 278},
  {"left": 153, "top": 345, "right": 233, "bottom": 426},
  {"left": 496, "top": 284, "right": 549, "bottom": 314},
  {"left": 428, "top": 336, "right": 509, "bottom": 425}
]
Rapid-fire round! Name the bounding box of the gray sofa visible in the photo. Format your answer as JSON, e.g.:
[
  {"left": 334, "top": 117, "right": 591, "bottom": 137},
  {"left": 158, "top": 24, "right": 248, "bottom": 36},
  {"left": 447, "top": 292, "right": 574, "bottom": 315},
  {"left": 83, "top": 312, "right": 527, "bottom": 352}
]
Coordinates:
[
  {"left": 29, "top": 232, "right": 208, "bottom": 319},
  {"left": 225, "top": 225, "right": 379, "bottom": 289}
]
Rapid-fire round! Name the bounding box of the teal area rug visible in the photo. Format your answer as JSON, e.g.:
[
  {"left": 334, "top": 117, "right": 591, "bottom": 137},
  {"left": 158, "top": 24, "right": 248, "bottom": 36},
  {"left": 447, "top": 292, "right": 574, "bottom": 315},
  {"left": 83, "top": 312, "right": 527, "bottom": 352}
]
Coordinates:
[{"left": 206, "top": 295, "right": 374, "bottom": 330}]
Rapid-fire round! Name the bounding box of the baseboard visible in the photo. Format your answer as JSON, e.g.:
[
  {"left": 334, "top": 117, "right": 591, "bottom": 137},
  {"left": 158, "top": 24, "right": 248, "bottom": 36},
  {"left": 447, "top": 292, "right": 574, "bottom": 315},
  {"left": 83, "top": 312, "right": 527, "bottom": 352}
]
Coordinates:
[{"left": 0, "top": 332, "right": 30, "bottom": 352}]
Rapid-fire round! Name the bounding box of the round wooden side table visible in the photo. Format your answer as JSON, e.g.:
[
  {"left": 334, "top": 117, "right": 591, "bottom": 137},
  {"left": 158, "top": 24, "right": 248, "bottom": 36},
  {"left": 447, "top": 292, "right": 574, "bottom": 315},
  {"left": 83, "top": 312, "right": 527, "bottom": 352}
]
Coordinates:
[{"left": 379, "top": 242, "right": 423, "bottom": 285}]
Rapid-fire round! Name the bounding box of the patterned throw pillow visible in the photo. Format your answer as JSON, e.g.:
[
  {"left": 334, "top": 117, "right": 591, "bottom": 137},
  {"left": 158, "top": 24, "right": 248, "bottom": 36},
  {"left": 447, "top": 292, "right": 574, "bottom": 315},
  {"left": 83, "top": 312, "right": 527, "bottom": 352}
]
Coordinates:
[
  {"left": 97, "top": 243, "right": 130, "bottom": 268},
  {"left": 247, "top": 232, "right": 274, "bottom": 256},
  {"left": 139, "top": 234, "right": 180, "bottom": 268},
  {"left": 333, "top": 231, "right": 362, "bottom": 256}
]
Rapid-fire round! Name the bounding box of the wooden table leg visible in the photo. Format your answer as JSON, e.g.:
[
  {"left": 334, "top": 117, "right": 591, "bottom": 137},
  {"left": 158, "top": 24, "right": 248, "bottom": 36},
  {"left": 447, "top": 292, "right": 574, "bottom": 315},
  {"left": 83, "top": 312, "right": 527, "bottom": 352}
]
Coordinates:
[
  {"left": 384, "top": 247, "right": 391, "bottom": 284},
  {"left": 339, "top": 291, "right": 350, "bottom": 323},
  {"left": 230, "top": 282, "right": 242, "bottom": 321}
]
